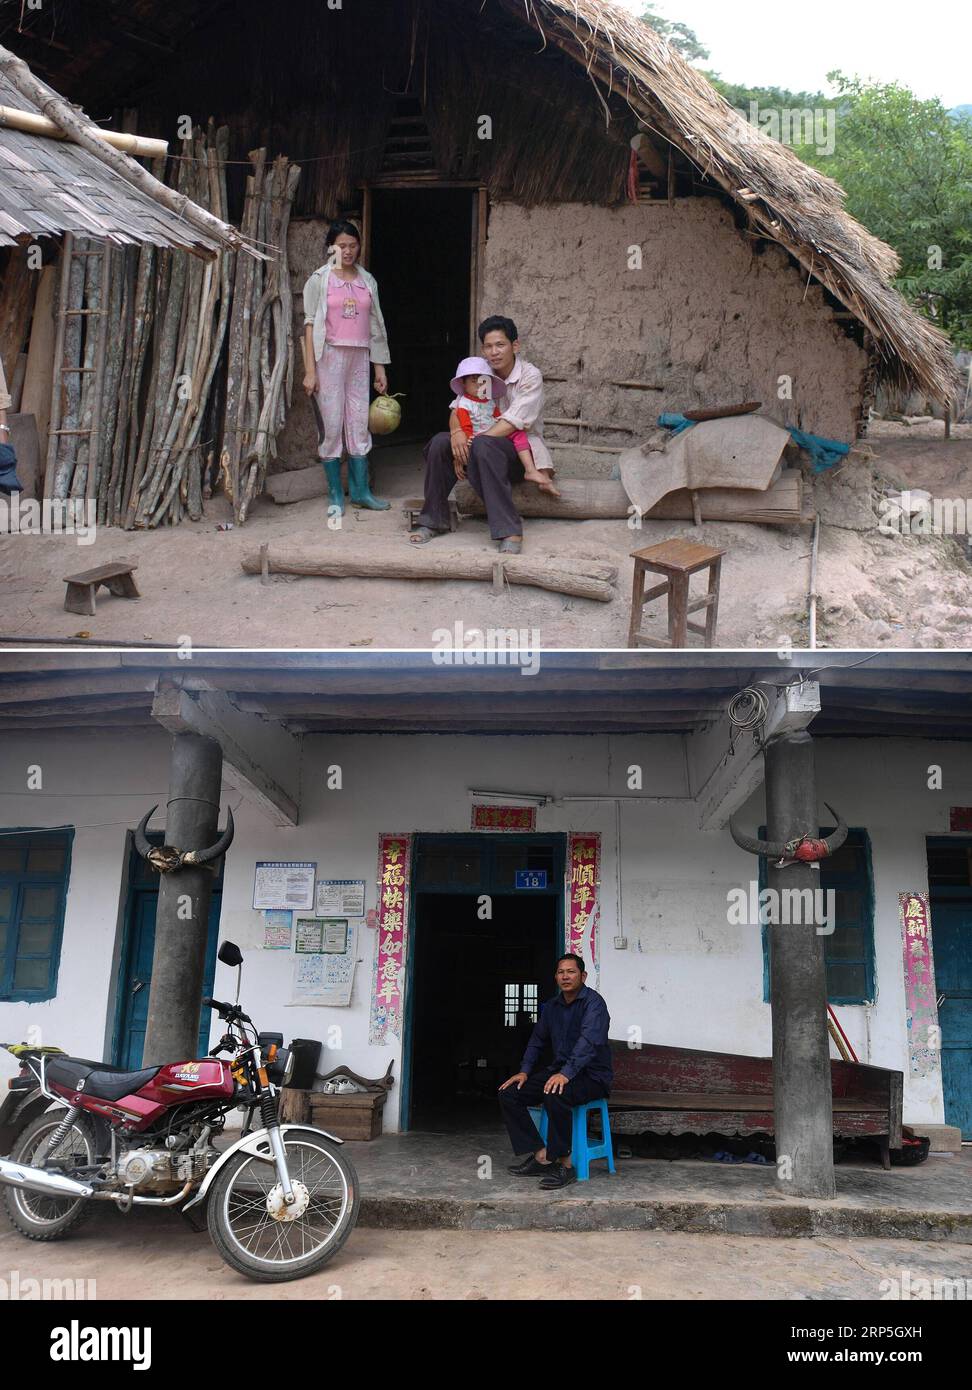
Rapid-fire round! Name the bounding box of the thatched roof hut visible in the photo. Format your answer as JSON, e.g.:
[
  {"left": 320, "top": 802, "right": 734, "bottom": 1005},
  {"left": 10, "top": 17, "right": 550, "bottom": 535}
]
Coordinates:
[
  {"left": 0, "top": 0, "right": 959, "bottom": 498},
  {"left": 0, "top": 0, "right": 956, "bottom": 406}
]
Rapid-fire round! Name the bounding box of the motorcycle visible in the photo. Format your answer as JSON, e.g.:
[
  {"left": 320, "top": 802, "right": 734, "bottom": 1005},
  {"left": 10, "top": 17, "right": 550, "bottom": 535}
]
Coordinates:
[{"left": 0, "top": 940, "right": 358, "bottom": 1282}]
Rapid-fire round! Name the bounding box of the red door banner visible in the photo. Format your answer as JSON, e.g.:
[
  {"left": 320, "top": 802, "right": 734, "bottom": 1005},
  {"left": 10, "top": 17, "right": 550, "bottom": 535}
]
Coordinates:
[
  {"left": 471, "top": 804, "right": 537, "bottom": 831},
  {"left": 566, "top": 832, "right": 601, "bottom": 973},
  {"left": 369, "top": 834, "right": 412, "bottom": 1044},
  {"left": 898, "top": 891, "right": 940, "bottom": 1078}
]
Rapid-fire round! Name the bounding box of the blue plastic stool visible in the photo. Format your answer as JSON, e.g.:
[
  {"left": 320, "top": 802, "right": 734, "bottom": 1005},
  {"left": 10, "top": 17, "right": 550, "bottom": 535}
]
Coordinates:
[{"left": 528, "top": 1098, "right": 616, "bottom": 1181}]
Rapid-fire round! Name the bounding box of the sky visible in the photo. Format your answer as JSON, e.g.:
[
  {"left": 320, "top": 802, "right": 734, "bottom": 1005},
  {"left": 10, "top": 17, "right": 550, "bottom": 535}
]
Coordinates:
[{"left": 613, "top": 1, "right": 971, "bottom": 108}]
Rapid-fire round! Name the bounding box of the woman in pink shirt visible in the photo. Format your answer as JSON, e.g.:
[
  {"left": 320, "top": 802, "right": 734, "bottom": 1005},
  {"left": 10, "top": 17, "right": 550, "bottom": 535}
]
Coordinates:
[{"left": 302, "top": 221, "right": 392, "bottom": 513}]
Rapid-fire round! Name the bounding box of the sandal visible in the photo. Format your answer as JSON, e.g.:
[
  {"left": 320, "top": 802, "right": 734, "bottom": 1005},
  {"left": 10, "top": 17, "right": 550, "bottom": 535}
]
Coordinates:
[
  {"left": 409, "top": 526, "right": 446, "bottom": 545},
  {"left": 498, "top": 538, "right": 522, "bottom": 555}
]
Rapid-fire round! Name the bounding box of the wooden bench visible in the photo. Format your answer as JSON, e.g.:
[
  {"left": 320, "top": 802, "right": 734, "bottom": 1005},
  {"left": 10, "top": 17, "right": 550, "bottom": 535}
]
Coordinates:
[
  {"left": 63, "top": 561, "right": 140, "bottom": 616},
  {"left": 607, "top": 1040, "right": 903, "bottom": 1168}
]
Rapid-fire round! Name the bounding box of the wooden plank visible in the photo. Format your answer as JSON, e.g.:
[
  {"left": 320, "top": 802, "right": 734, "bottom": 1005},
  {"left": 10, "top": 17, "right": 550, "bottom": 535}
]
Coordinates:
[
  {"left": 0, "top": 242, "right": 35, "bottom": 384},
  {"left": 609, "top": 1090, "right": 885, "bottom": 1112},
  {"left": 62, "top": 560, "right": 137, "bottom": 585}
]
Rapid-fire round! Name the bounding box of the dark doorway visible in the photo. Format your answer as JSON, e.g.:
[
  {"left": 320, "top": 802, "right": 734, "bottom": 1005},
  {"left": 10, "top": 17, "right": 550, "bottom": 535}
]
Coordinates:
[
  {"left": 404, "top": 833, "right": 565, "bottom": 1132},
  {"left": 927, "top": 838, "right": 972, "bottom": 1138},
  {"left": 367, "top": 187, "right": 474, "bottom": 442}
]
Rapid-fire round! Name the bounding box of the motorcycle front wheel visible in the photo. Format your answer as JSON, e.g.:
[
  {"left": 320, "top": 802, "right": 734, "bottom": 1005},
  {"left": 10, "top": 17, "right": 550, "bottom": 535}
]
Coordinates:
[{"left": 206, "top": 1129, "right": 359, "bottom": 1282}]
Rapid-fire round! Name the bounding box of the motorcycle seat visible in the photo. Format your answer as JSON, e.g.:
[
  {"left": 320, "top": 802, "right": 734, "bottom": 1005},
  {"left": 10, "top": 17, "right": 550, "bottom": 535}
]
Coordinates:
[{"left": 47, "top": 1056, "right": 161, "bottom": 1103}]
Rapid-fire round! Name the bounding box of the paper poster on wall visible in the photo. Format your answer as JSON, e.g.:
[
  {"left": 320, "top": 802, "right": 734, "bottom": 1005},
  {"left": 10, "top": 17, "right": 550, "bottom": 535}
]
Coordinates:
[
  {"left": 316, "top": 879, "right": 365, "bottom": 917},
  {"left": 262, "top": 910, "right": 292, "bottom": 950},
  {"left": 290, "top": 922, "right": 358, "bottom": 1006},
  {"left": 253, "top": 861, "right": 316, "bottom": 912},
  {"left": 295, "top": 916, "right": 349, "bottom": 953}
]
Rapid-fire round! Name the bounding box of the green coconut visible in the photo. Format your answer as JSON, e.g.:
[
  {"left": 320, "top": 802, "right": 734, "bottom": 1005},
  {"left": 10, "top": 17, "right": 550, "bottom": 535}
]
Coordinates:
[{"left": 369, "top": 393, "right": 405, "bottom": 436}]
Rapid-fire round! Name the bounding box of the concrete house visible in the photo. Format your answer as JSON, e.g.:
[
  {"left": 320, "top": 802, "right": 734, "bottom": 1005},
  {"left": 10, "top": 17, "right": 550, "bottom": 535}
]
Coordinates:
[{"left": 0, "top": 653, "right": 968, "bottom": 1157}]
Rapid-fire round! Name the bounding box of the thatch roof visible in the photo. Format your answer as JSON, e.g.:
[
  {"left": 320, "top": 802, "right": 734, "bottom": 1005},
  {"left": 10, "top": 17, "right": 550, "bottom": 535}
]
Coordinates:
[
  {"left": 498, "top": 0, "right": 959, "bottom": 401},
  {"left": 0, "top": 67, "right": 242, "bottom": 257}
]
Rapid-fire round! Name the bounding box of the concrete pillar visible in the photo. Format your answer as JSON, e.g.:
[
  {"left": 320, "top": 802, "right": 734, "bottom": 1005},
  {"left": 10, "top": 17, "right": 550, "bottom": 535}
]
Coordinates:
[
  {"left": 764, "top": 730, "right": 836, "bottom": 1199},
  {"left": 141, "top": 734, "right": 223, "bottom": 1066}
]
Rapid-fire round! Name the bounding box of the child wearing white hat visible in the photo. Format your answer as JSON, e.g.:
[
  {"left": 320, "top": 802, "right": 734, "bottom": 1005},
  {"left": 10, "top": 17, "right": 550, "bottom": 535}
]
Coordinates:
[{"left": 450, "top": 356, "right": 559, "bottom": 496}]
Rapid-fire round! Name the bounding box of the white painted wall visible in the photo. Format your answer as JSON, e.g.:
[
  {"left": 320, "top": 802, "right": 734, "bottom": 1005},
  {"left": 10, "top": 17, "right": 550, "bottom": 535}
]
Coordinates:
[{"left": 0, "top": 728, "right": 965, "bottom": 1132}]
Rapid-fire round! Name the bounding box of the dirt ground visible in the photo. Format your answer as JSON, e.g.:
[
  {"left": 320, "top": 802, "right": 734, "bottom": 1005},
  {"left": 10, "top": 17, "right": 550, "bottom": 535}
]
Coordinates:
[
  {"left": 1, "top": 1203, "right": 970, "bottom": 1300},
  {"left": 0, "top": 423, "right": 968, "bottom": 650}
]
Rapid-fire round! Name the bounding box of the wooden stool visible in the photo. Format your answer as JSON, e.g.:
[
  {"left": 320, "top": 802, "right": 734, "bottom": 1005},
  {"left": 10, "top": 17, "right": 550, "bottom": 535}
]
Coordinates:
[
  {"left": 63, "top": 561, "right": 140, "bottom": 617},
  {"left": 628, "top": 539, "right": 725, "bottom": 648},
  {"left": 403, "top": 496, "right": 460, "bottom": 532}
]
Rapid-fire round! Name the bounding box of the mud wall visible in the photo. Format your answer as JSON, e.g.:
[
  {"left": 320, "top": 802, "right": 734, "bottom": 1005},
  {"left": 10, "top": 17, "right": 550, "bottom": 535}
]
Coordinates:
[
  {"left": 277, "top": 198, "right": 870, "bottom": 472},
  {"left": 482, "top": 197, "right": 869, "bottom": 446}
]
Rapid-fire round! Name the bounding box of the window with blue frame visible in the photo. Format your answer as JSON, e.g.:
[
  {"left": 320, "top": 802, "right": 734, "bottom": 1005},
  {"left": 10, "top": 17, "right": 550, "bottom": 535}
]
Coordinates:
[
  {"left": 760, "top": 827, "right": 875, "bottom": 1004},
  {"left": 0, "top": 830, "right": 73, "bottom": 1002}
]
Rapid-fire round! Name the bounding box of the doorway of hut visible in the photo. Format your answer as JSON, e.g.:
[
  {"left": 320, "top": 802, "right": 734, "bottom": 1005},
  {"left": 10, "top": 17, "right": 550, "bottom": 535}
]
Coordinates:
[
  {"left": 402, "top": 833, "right": 565, "bottom": 1133},
  {"left": 926, "top": 837, "right": 972, "bottom": 1139},
  {"left": 366, "top": 187, "right": 478, "bottom": 445}
]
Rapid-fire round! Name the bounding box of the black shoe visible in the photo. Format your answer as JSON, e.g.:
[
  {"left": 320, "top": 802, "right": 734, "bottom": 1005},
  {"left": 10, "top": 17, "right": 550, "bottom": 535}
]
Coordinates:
[
  {"left": 508, "top": 1155, "right": 552, "bottom": 1176},
  {"left": 539, "top": 1162, "right": 577, "bottom": 1190}
]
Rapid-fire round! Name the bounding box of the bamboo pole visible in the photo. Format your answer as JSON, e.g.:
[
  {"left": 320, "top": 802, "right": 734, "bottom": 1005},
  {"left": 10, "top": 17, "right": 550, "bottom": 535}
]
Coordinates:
[{"left": 0, "top": 103, "right": 168, "bottom": 156}]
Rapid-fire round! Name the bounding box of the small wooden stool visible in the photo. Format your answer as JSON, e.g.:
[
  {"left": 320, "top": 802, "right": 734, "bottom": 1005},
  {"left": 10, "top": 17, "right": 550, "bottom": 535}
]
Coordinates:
[
  {"left": 63, "top": 561, "right": 140, "bottom": 617},
  {"left": 403, "top": 496, "right": 460, "bottom": 532},
  {"left": 628, "top": 539, "right": 725, "bottom": 649}
]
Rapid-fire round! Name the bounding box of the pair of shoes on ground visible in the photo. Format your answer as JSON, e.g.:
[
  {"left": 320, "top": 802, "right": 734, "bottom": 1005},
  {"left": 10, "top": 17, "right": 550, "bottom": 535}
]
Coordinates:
[
  {"left": 508, "top": 1154, "right": 577, "bottom": 1188},
  {"left": 409, "top": 526, "right": 521, "bottom": 555}
]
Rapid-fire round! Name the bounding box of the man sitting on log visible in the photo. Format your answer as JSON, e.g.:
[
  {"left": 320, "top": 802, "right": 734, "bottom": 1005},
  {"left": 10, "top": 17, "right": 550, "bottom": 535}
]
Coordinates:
[
  {"left": 410, "top": 316, "right": 555, "bottom": 556},
  {"left": 498, "top": 953, "right": 613, "bottom": 1189}
]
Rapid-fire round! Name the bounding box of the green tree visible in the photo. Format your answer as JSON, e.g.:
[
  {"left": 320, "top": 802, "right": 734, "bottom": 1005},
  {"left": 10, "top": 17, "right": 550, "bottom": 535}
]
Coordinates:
[
  {"left": 809, "top": 74, "right": 972, "bottom": 347},
  {"left": 638, "top": 7, "right": 709, "bottom": 63}
]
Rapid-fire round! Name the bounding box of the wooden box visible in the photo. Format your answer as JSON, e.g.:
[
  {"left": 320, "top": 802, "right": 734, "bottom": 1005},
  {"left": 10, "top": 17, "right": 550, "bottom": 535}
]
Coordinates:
[{"left": 308, "top": 1091, "right": 387, "bottom": 1141}]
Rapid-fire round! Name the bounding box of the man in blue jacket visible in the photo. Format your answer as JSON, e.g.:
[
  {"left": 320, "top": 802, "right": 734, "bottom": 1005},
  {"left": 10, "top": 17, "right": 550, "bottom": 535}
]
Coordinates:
[{"left": 498, "top": 953, "right": 612, "bottom": 1189}]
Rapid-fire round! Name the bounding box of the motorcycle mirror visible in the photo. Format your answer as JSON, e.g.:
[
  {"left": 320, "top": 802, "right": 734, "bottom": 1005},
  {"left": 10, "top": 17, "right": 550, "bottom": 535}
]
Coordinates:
[{"left": 217, "top": 941, "right": 243, "bottom": 968}]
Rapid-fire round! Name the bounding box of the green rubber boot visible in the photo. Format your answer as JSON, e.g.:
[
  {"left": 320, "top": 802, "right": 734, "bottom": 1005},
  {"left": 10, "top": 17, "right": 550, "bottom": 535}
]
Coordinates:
[
  {"left": 347, "top": 455, "right": 390, "bottom": 510},
  {"left": 322, "top": 458, "right": 344, "bottom": 515}
]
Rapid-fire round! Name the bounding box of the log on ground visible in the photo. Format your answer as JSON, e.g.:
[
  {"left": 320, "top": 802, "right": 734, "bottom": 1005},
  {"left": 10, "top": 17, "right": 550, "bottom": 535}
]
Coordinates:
[
  {"left": 241, "top": 546, "right": 617, "bottom": 602},
  {"left": 455, "top": 473, "right": 806, "bottom": 524}
]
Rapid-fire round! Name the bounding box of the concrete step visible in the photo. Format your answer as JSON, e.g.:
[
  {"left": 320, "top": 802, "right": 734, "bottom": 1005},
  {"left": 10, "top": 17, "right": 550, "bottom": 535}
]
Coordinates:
[{"left": 358, "top": 1190, "right": 972, "bottom": 1241}]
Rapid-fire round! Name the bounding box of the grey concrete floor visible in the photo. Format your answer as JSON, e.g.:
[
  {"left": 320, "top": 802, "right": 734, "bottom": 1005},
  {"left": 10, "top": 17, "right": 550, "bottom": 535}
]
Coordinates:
[{"left": 1, "top": 1206, "right": 970, "bottom": 1300}]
